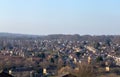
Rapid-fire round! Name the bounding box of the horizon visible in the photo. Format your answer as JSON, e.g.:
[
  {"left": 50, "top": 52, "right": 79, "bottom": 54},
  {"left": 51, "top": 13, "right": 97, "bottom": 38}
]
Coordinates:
[
  {"left": 1, "top": 32, "right": 120, "bottom": 36},
  {"left": 0, "top": 0, "right": 120, "bottom": 35}
]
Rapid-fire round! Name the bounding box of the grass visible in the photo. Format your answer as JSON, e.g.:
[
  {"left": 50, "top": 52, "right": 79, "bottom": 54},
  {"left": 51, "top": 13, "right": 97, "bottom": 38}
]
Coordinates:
[{"left": 97, "top": 73, "right": 120, "bottom": 77}]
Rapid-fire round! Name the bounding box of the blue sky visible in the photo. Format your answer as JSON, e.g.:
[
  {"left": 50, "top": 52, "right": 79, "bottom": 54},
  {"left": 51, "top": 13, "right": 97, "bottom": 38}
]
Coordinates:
[{"left": 0, "top": 0, "right": 120, "bottom": 35}]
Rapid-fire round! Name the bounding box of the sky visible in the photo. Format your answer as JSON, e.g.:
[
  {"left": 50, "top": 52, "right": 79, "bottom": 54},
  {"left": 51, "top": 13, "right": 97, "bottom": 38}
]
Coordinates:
[{"left": 0, "top": 0, "right": 120, "bottom": 35}]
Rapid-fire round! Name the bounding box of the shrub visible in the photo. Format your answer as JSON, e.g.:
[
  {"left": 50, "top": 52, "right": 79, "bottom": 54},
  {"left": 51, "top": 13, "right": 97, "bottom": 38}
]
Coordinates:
[{"left": 72, "top": 63, "right": 95, "bottom": 77}]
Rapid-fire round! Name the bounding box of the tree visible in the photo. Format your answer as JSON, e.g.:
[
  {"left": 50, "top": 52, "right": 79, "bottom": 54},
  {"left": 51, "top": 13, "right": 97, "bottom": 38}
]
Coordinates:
[
  {"left": 50, "top": 58, "right": 55, "bottom": 63},
  {"left": 76, "top": 52, "right": 81, "bottom": 58},
  {"left": 105, "top": 38, "right": 111, "bottom": 46},
  {"left": 96, "top": 56, "right": 103, "bottom": 63},
  {"left": 94, "top": 42, "right": 100, "bottom": 49},
  {"left": 38, "top": 52, "right": 46, "bottom": 59}
]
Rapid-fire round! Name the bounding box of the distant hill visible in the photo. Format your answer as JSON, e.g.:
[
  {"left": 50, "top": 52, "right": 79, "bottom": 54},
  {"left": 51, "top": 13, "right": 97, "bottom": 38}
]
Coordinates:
[
  {"left": 0, "top": 32, "right": 120, "bottom": 44},
  {"left": 0, "top": 33, "right": 82, "bottom": 40},
  {"left": 0, "top": 32, "right": 40, "bottom": 38}
]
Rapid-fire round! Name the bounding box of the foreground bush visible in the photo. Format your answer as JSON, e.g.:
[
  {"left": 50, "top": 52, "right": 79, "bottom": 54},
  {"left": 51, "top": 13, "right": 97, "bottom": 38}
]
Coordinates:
[{"left": 72, "top": 63, "right": 95, "bottom": 77}]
